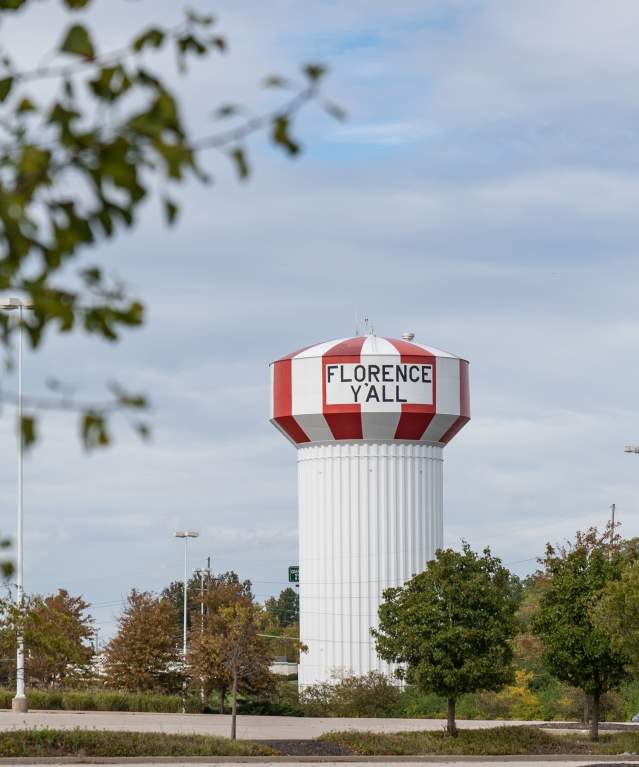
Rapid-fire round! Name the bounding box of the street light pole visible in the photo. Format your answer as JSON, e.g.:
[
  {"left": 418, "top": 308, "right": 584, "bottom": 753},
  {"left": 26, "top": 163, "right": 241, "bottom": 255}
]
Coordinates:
[
  {"left": 174, "top": 531, "right": 198, "bottom": 713},
  {"left": 1, "top": 297, "right": 33, "bottom": 714}
]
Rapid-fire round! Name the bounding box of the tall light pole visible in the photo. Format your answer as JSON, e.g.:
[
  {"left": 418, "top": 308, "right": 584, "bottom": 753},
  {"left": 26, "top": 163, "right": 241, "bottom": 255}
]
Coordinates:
[
  {"left": 174, "top": 530, "right": 198, "bottom": 712},
  {"left": 1, "top": 297, "right": 33, "bottom": 714},
  {"left": 625, "top": 445, "right": 639, "bottom": 454}
]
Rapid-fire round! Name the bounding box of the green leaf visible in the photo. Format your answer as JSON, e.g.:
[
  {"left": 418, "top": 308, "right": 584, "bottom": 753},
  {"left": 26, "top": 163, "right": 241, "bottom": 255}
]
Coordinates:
[
  {"left": 304, "top": 63, "right": 327, "bottom": 82},
  {"left": 59, "top": 24, "right": 95, "bottom": 59},
  {"left": 81, "top": 411, "right": 109, "bottom": 450},
  {"left": 132, "top": 28, "right": 165, "bottom": 52},
  {"left": 177, "top": 34, "right": 208, "bottom": 57},
  {"left": 17, "top": 97, "right": 37, "bottom": 113},
  {"left": 63, "top": 0, "right": 92, "bottom": 7},
  {"left": 163, "top": 196, "right": 179, "bottom": 225},
  {"left": 230, "top": 147, "right": 249, "bottom": 179},
  {"left": 272, "top": 115, "right": 300, "bottom": 156},
  {"left": 0, "top": 0, "right": 27, "bottom": 10},
  {"left": 0, "top": 77, "right": 13, "bottom": 103},
  {"left": 21, "top": 416, "right": 36, "bottom": 449}
]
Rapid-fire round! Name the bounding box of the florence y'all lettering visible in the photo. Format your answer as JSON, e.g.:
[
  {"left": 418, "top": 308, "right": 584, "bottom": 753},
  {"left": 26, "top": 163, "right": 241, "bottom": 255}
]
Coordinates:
[{"left": 326, "top": 362, "right": 432, "bottom": 403}]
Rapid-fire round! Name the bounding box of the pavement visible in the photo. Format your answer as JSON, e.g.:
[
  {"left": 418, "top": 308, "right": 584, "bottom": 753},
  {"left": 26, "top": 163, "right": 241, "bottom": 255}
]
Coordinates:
[{"left": 0, "top": 711, "right": 547, "bottom": 739}]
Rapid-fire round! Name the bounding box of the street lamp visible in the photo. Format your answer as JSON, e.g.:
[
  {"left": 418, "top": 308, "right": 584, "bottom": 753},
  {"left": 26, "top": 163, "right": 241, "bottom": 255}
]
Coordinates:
[
  {"left": 174, "top": 530, "right": 198, "bottom": 712},
  {"left": 0, "top": 297, "right": 33, "bottom": 714},
  {"left": 625, "top": 446, "right": 639, "bottom": 454}
]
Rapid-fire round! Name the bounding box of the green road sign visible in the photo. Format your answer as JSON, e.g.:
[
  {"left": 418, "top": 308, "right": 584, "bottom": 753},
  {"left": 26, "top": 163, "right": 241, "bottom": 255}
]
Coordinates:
[{"left": 288, "top": 565, "right": 299, "bottom": 583}]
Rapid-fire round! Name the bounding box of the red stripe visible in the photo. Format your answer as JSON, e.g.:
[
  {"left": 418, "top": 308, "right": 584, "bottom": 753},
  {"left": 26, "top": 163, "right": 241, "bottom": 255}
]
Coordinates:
[
  {"left": 386, "top": 338, "right": 433, "bottom": 357},
  {"left": 386, "top": 338, "right": 436, "bottom": 440},
  {"left": 273, "top": 359, "right": 309, "bottom": 444},
  {"left": 440, "top": 360, "right": 470, "bottom": 444},
  {"left": 276, "top": 342, "right": 316, "bottom": 361},
  {"left": 322, "top": 336, "right": 366, "bottom": 440}
]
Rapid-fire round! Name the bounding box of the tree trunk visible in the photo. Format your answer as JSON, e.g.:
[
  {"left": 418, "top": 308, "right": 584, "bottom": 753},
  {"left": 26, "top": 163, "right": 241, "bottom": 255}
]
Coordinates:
[
  {"left": 582, "top": 695, "right": 591, "bottom": 724},
  {"left": 219, "top": 685, "right": 226, "bottom": 715},
  {"left": 230, "top": 668, "right": 238, "bottom": 741},
  {"left": 447, "top": 698, "right": 457, "bottom": 737},
  {"left": 590, "top": 692, "right": 600, "bottom": 742}
]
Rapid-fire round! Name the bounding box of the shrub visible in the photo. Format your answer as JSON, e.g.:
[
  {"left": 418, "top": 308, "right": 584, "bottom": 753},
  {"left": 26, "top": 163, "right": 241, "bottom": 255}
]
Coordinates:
[{"left": 300, "top": 672, "right": 402, "bottom": 717}]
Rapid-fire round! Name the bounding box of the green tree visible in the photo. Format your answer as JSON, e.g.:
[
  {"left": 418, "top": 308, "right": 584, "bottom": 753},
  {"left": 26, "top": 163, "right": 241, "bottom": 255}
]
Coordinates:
[
  {"left": 264, "top": 587, "right": 299, "bottom": 628},
  {"left": 532, "top": 529, "right": 629, "bottom": 741},
  {"left": 593, "top": 561, "right": 639, "bottom": 669},
  {"left": 0, "top": 588, "right": 93, "bottom": 688},
  {"left": 373, "top": 544, "right": 520, "bottom": 736},
  {"left": 0, "top": 0, "right": 337, "bottom": 447},
  {"left": 103, "top": 589, "right": 181, "bottom": 693},
  {"left": 185, "top": 571, "right": 256, "bottom": 712}
]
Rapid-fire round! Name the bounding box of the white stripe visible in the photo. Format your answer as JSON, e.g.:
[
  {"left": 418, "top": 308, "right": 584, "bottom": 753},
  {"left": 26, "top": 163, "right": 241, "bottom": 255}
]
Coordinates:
[
  {"left": 361, "top": 335, "right": 398, "bottom": 356},
  {"left": 413, "top": 341, "right": 458, "bottom": 358},
  {"left": 294, "top": 338, "right": 350, "bottom": 359},
  {"left": 435, "top": 357, "right": 461, "bottom": 415},
  {"left": 360, "top": 340, "right": 402, "bottom": 438},
  {"left": 422, "top": 413, "right": 459, "bottom": 443},
  {"left": 292, "top": 355, "right": 332, "bottom": 442},
  {"left": 269, "top": 364, "right": 274, "bottom": 420}
]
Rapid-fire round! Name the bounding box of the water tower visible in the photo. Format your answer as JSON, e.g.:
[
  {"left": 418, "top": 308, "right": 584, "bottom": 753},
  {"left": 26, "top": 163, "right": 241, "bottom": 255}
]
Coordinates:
[{"left": 269, "top": 333, "right": 470, "bottom": 687}]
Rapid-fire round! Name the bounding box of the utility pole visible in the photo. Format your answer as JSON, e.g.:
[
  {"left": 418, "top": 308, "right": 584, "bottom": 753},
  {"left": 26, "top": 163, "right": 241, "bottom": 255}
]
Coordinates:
[
  {"left": 609, "top": 503, "right": 616, "bottom": 561},
  {"left": 193, "top": 557, "right": 212, "bottom": 703}
]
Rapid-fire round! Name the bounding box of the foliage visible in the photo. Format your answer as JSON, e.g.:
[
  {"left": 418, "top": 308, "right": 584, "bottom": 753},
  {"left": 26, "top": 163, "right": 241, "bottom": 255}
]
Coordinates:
[
  {"left": 264, "top": 587, "right": 299, "bottom": 628},
  {"left": 103, "top": 590, "right": 181, "bottom": 693},
  {"left": 0, "top": 534, "right": 12, "bottom": 579},
  {"left": 299, "top": 671, "right": 402, "bottom": 717},
  {"left": 0, "top": 588, "right": 93, "bottom": 688},
  {"left": 374, "top": 543, "right": 520, "bottom": 735},
  {"left": 183, "top": 570, "right": 258, "bottom": 711},
  {"left": 320, "top": 726, "right": 639, "bottom": 757},
  {"left": 0, "top": 0, "right": 337, "bottom": 447},
  {"left": 188, "top": 600, "right": 274, "bottom": 738},
  {"left": 0, "top": 728, "right": 275, "bottom": 757},
  {"left": 532, "top": 528, "right": 629, "bottom": 741},
  {"left": 592, "top": 560, "right": 639, "bottom": 671}
]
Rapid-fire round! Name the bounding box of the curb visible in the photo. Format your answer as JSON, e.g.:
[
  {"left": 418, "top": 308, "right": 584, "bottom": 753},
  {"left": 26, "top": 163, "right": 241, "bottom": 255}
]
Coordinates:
[{"left": 1, "top": 757, "right": 639, "bottom": 765}]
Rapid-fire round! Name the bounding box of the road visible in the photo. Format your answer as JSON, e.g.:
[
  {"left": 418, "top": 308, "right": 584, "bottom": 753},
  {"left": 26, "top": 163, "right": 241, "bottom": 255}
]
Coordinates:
[{"left": 0, "top": 710, "right": 548, "bottom": 739}]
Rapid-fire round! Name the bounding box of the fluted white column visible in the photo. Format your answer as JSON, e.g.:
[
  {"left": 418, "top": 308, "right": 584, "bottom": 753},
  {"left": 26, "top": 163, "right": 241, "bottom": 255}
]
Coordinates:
[{"left": 297, "top": 441, "right": 443, "bottom": 688}]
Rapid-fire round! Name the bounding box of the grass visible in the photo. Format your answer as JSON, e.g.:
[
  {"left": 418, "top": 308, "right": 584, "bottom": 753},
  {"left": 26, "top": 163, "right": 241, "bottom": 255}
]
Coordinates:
[
  {"left": 0, "top": 689, "right": 202, "bottom": 713},
  {"left": 0, "top": 729, "right": 277, "bottom": 758},
  {"left": 320, "top": 725, "right": 639, "bottom": 756}
]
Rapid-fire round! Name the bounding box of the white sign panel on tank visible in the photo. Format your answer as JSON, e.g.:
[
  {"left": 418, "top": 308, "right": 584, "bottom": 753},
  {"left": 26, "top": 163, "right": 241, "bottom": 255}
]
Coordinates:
[{"left": 325, "top": 357, "right": 433, "bottom": 407}]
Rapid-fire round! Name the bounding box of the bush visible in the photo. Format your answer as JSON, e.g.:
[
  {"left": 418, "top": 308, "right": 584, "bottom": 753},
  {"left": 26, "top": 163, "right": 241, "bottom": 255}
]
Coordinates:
[{"left": 300, "top": 672, "right": 402, "bottom": 717}]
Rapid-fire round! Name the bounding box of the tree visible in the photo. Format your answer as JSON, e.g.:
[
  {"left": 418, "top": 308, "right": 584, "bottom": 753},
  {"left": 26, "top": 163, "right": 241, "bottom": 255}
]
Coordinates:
[
  {"left": 0, "top": 588, "right": 93, "bottom": 688},
  {"left": 0, "top": 0, "right": 338, "bottom": 448},
  {"left": 191, "top": 601, "right": 273, "bottom": 740},
  {"left": 593, "top": 560, "right": 639, "bottom": 670},
  {"left": 162, "top": 569, "right": 252, "bottom": 681},
  {"left": 373, "top": 544, "right": 520, "bottom": 736},
  {"left": 103, "top": 589, "right": 180, "bottom": 692},
  {"left": 264, "top": 587, "right": 299, "bottom": 628},
  {"left": 186, "top": 571, "right": 264, "bottom": 713},
  {"left": 532, "top": 529, "right": 629, "bottom": 741}
]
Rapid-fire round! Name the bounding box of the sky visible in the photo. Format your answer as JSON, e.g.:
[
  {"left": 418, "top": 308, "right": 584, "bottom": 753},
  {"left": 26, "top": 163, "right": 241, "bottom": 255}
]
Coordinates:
[{"left": 0, "top": 0, "right": 638, "bottom": 641}]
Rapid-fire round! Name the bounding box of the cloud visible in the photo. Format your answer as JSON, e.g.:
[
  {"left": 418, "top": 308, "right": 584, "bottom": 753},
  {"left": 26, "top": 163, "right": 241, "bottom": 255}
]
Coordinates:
[{"left": 0, "top": 0, "right": 637, "bottom": 637}]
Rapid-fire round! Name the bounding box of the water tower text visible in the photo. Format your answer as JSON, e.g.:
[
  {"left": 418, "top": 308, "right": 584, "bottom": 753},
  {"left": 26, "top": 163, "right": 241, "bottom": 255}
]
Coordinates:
[{"left": 325, "top": 362, "right": 433, "bottom": 405}]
